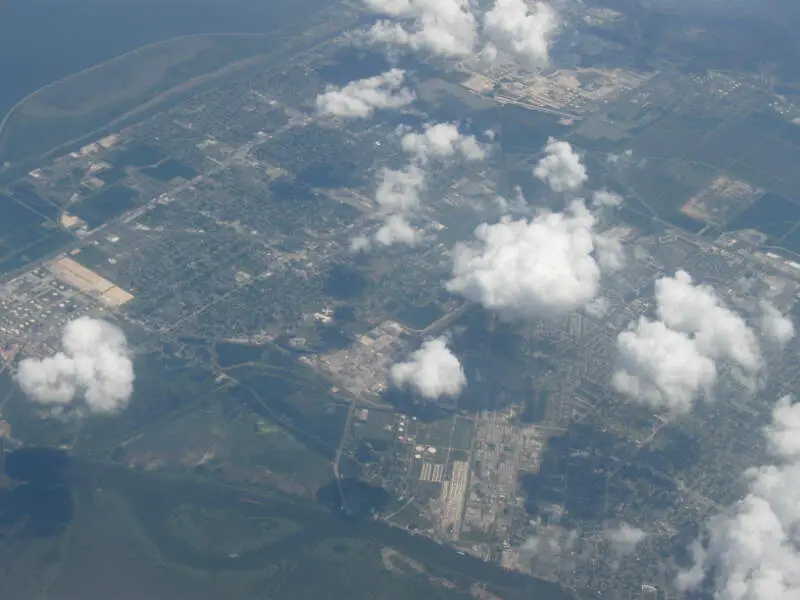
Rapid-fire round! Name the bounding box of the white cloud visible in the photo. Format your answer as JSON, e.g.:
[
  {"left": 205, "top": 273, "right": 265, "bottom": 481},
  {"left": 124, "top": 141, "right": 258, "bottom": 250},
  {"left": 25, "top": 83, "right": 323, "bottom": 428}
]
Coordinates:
[
  {"left": 606, "top": 149, "right": 634, "bottom": 165},
  {"left": 656, "top": 271, "right": 762, "bottom": 375},
  {"left": 494, "top": 186, "right": 530, "bottom": 215},
  {"left": 677, "top": 395, "right": 800, "bottom": 600},
  {"left": 592, "top": 189, "right": 623, "bottom": 208},
  {"left": 447, "top": 200, "right": 618, "bottom": 320},
  {"left": 400, "top": 122, "right": 487, "bottom": 163},
  {"left": 362, "top": 0, "right": 558, "bottom": 68},
  {"left": 364, "top": 0, "right": 478, "bottom": 58},
  {"left": 593, "top": 228, "right": 625, "bottom": 272},
  {"left": 315, "top": 68, "right": 414, "bottom": 119},
  {"left": 522, "top": 528, "right": 578, "bottom": 556},
  {"left": 759, "top": 300, "right": 795, "bottom": 346},
  {"left": 584, "top": 296, "right": 609, "bottom": 319},
  {"left": 607, "top": 522, "right": 648, "bottom": 558},
  {"left": 16, "top": 317, "right": 134, "bottom": 414},
  {"left": 390, "top": 336, "right": 466, "bottom": 399},
  {"left": 374, "top": 214, "right": 422, "bottom": 247},
  {"left": 356, "top": 123, "right": 485, "bottom": 250},
  {"left": 533, "top": 138, "right": 588, "bottom": 193},
  {"left": 520, "top": 528, "right": 583, "bottom": 575},
  {"left": 482, "top": 0, "right": 558, "bottom": 71},
  {"left": 612, "top": 271, "right": 762, "bottom": 414},
  {"left": 350, "top": 234, "right": 372, "bottom": 253},
  {"left": 357, "top": 165, "right": 427, "bottom": 248},
  {"left": 613, "top": 318, "right": 717, "bottom": 414},
  {"left": 374, "top": 164, "right": 426, "bottom": 215}
]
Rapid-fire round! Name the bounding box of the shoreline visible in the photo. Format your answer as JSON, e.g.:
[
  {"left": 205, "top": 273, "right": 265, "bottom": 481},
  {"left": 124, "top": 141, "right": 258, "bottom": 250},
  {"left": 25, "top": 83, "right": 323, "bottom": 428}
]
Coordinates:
[{"left": 0, "top": 32, "right": 282, "bottom": 147}]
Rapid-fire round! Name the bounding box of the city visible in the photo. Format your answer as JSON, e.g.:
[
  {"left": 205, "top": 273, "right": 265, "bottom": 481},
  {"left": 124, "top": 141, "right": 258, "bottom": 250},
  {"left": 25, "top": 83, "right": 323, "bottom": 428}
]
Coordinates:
[{"left": 0, "top": 1, "right": 799, "bottom": 600}]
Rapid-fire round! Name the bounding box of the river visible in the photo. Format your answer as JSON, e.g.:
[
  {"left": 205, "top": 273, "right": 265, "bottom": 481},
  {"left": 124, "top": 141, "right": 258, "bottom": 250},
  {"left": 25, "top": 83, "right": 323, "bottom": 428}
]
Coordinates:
[{"left": 79, "top": 461, "right": 581, "bottom": 600}]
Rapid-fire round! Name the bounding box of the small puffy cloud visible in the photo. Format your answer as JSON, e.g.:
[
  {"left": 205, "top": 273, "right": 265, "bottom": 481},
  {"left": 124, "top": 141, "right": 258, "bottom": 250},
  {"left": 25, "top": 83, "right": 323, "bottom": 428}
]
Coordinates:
[
  {"left": 362, "top": 0, "right": 559, "bottom": 69},
  {"left": 16, "top": 317, "right": 134, "bottom": 414},
  {"left": 592, "top": 189, "right": 623, "bottom": 207},
  {"left": 494, "top": 186, "right": 530, "bottom": 215},
  {"left": 606, "top": 149, "right": 634, "bottom": 165},
  {"left": 374, "top": 164, "right": 426, "bottom": 214},
  {"left": 390, "top": 336, "right": 466, "bottom": 399},
  {"left": 374, "top": 214, "right": 422, "bottom": 247},
  {"left": 613, "top": 318, "right": 717, "bottom": 414},
  {"left": 400, "top": 122, "right": 487, "bottom": 163},
  {"left": 758, "top": 300, "right": 795, "bottom": 346},
  {"left": 350, "top": 234, "right": 372, "bottom": 253},
  {"left": 593, "top": 228, "right": 625, "bottom": 272},
  {"left": 357, "top": 165, "right": 427, "bottom": 248},
  {"left": 315, "top": 68, "right": 414, "bottom": 119},
  {"left": 656, "top": 270, "right": 762, "bottom": 375},
  {"left": 447, "top": 200, "right": 617, "bottom": 320},
  {"left": 520, "top": 528, "right": 584, "bottom": 576},
  {"left": 522, "top": 529, "right": 578, "bottom": 557},
  {"left": 533, "top": 138, "right": 588, "bottom": 193},
  {"left": 677, "top": 395, "right": 800, "bottom": 600},
  {"left": 584, "top": 296, "right": 609, "bottom": 319},
  {"left": 606, "top": 523, "right": 648, "bottom": 558},
  {"left": 482, "top": 0, "right": 558, "bottom": 71},
  {"left": 612, "top": 271, "right": 762, "bottom": 414},
  {"left": 356, "top": 122, "right": 484, "bottom": 250},
  {"left": 364, "top": 0, "right": 478, "bottom": 58}
]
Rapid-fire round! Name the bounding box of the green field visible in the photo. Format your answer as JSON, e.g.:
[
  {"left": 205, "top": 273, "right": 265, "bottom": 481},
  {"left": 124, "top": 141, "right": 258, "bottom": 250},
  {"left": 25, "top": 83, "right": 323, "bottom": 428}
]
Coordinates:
[
  {"left": 452, "top": 418, "right": 474, "bottom": 451},
  {"left": 0, "top": 34, "right": 283, "bottom": 162},
  {"left": 577, "top": 98, "right": 800, "bottom": 243},
  {"left": 8, "top": 472, "right": 482, "bottom": 600},
  {"left": 4, "top": 341, "right": 340, "bottom": 499}
]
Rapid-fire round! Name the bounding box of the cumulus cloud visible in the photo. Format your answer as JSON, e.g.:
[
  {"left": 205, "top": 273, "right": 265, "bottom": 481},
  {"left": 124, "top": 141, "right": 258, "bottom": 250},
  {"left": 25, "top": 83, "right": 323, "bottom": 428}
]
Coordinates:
[
  {"left": 612, "top": 271, "right": 762, "bottom": 414},
  {"left": 533, "top": 138, "right": 588, "bottom": 193},
  {"left": 758, "top": 300, "right": 795, "bottom": 346},
  {"left": 355, "top": 165, "right": 427, "bottom": 249},
  {"left": 606, "top": 523, "right": 648, "bottom": 558},
  {"left": 677, "top": 395, "right": 800, "bottom": 600},
  {"left": 364, "top": 0, "right": 478, "bottom": 58},
  {"left": 520, "top": 527, "right": 585, "bottom": 577},
  {"left": 606, "top": 523, "right": 647, "bottom": 556},
  {"left": 400, "top": 122, "right": 487, "bottom": 163},
  {"left": 447, "top": 200, "right": 619, "bottom": 320},
  {"left": 375, "top": 164, "right": 426, "bottom": 215},
  {"left": 374, "top": 214, "right": 422, "bottom": 247},
  {"left": 592, "top": 189, "right": 623, "bottom": 208},
  {"left": 656, "top": 271, "right": 762, "bottom": 374},
  {"left": 357, "top": 122, "right": 486, "bottom": 249},
  {"left": 362, "top": 0, "right": 558, "bottom": 69},
  {"left": 315, "top": 68, "right": 414, "bottom": 119},
  {"left": 584, "top": 296, "right": 610, "bottom": 319},
  {"left": 390, "top": 336, "right": 466, "bottom": 399},
  {"left": 482, "top": 0, "right": 558, "bottom": 71},
  {"left": 613, "top": 318, "right": 717, "bottom": 415},
  {"left": 522, "top": 528, "right": 578, "bottom": 558},
  {"left": 350, "top": 234, "right": 372, "bottom": 253},
  {"left": 606, "top": 149, "right": 634, "bottom": 166},
  {"left": 16, "top": 317, "right": 134, "bottom": 414},
  {"left": 494, "top": 185, "right": 530, "bottom": 215},
  {"left": 593, "top": 228, "right": 625, "bottom": 272}
]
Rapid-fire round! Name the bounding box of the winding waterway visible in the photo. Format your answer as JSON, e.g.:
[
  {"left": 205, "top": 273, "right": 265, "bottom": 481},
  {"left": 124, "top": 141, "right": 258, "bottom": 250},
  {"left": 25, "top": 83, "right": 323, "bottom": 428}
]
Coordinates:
[{"left": 80, "top": 461, "right": 580, "bottom": 600}]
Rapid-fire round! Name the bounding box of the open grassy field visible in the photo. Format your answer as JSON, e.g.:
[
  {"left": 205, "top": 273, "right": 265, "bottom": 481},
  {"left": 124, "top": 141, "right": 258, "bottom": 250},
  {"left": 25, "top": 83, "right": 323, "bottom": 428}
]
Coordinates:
[{"left": 0, "top": 34, "right": 283, "bottom": 163}]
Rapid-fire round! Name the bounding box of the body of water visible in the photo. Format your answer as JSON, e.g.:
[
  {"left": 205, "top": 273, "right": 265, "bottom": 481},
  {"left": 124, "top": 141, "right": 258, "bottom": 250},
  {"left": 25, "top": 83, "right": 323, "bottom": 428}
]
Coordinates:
[{"left": 84, "top": 461, "right": 580, "bottom": 600}]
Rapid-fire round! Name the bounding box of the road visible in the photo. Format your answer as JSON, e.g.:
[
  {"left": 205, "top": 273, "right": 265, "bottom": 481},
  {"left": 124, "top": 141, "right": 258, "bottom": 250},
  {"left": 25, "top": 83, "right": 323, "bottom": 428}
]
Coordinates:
[{"left": 332, "top": 393, "right": 357, "bottom": 513}]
